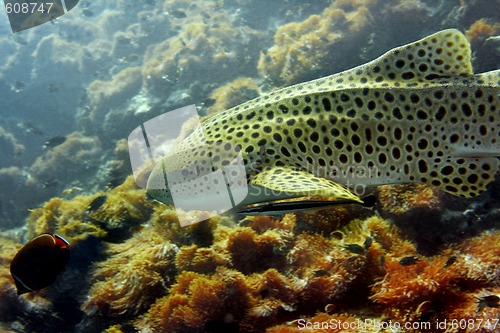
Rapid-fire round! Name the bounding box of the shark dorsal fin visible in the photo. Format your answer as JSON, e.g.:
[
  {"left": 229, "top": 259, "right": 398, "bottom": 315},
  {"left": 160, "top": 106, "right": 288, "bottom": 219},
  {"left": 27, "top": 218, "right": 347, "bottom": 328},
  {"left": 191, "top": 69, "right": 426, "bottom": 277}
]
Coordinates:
[
  {"left": 289, "top": 29, "right": 473, "bottom": 94},
  {"left": 359, "top": 28, "right": 473, "bottom": 82}
]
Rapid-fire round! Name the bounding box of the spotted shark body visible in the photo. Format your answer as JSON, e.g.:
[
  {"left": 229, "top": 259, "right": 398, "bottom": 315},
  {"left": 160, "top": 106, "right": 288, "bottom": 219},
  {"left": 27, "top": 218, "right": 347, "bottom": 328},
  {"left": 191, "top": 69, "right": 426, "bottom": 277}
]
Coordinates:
[{"left": 147, "top": 29, "right": 500, "bottom": 215}]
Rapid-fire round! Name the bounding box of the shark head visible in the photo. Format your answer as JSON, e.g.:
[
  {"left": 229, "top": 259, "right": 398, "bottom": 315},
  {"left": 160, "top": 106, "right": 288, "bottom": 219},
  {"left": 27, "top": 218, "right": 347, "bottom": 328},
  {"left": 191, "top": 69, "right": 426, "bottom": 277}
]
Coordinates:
[{"left": 146, "top": 139, "right": 251, "bottom": 217}]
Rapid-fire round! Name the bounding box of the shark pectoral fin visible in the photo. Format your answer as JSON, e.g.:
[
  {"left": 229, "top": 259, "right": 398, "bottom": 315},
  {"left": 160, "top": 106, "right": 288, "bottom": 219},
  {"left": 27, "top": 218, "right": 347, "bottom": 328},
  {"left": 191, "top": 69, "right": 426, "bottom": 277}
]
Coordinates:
[{"left": 246, "top": 166, "right": 363, "bottom": 204}]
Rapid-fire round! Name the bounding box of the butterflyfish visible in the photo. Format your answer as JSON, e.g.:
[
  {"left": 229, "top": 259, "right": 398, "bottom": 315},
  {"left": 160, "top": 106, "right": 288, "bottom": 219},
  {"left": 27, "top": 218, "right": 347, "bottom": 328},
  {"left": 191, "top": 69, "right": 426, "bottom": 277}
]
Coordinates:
[{"left": 10, "top": 233, "right": 70, "bottom": 295}]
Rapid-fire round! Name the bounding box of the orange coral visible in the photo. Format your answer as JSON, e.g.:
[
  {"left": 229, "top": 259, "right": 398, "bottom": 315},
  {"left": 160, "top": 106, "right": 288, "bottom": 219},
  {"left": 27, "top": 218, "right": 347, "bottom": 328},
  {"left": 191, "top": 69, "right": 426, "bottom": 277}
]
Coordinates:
[
  {"left": 82, "top": 228, "right": 178, "bottom": 319},
  {"left": 87, "top": 67, "right": 142, "bottom": 123},
  {"left": 142, "top": 268, "right": 253, "bottom": 332},
  {"left": 369, "top": 223, "right": 417, "bottom": 269},
  {"left": 466, "top": 19, "right": 500, "bottom": 46},
  {"left": 16, "top": 191, "right": 500, "bottom": 333},
  {"left": 441, "top": 287, "right": 500, "bottom": 333},
  {"left": 371, "top": 255, "right": 460, "bottom": 308},
  {"left": 0, "top": 236, "right": 54, "bottom": 328},
  {"left": 241, "top": 269, "right": 300, "bottom": 330},
  {"left": 130, "top": 209, "right": 399, "bottom": 332},
  {"left": 205, "top": 77, "right": 260, "bottom": 116},
  {"left": 257, "top": 0, "right": 380, "bottom": 85},
  {"left": 226, "top": 227, "right": 293, "bottom": 274},
  {"left": 131, "top": 213, "right": 500, "bottom": 333},
  {"left": 176, "top": 244, "right": 230, "bottom": 274},
  {"left": 27, "top": 175, "right": 154, "bottom": 244},
  {"left": 29, "top": 132, "right": 102, "bottom": 185},
  {"left": 377, "top": 184, "right": 442, "bottom": 216},
  {"left": 0, "top": 125, "right": 24, "bottom": 160},
  {"left": 0, "top": 236, "right": 24, "bottom": 321},
  {"left": 454, "top": 230, "right": 500, "bottom": 285}
]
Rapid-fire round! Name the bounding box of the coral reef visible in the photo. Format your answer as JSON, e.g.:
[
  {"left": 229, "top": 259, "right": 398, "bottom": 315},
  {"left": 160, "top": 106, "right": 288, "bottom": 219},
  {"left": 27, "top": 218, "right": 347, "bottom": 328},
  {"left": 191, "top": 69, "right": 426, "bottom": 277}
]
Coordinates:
[
  {"left": 26, "top": 176, "right": 154, "bottom": 244},
  {"left": 4, "top": 174, "right": 500, "bottom": 333},
  {"left": 7, "top": 179, "right": 500, "bottom": 333},
  {"left": 0, "top": 126, "right": 24, "bottom": 166},
  {"left": 465, "top": 19, "right": 500, "bottom": 48},
  {"left": 204, "top": 77, "right": 260, "bottom": 116},
  {"left": 28, "top": 132, "right": 102, "bottom": 193},
  {"left": 0, "top": 167, "right": 25, "bottom": 228},
  {"left": 124, "top": 213, "right": 500, "bottom": 332},
  {"left": 3, "top": 0, "right": 497, "bottom": 232},
  {"left": 86, "top": 67, "right": 143, "bottom": 127},
  {"left": 377, "top": 184, "right": 442, "bottom": 217},
  {"left": 140, "top": 5, "right": 263, "bottom": 99},
  {"left": 257, "top": 2, "right": 368, "bottom": 85},
  {"left": 82, "top": 228, "right": 178, "bottom": 320},
  {"left": 81, "top": 0, "right": 265, "bottom": 143},
  {"left": 0, "top": 236, "right": 24, "bottom": 322}
]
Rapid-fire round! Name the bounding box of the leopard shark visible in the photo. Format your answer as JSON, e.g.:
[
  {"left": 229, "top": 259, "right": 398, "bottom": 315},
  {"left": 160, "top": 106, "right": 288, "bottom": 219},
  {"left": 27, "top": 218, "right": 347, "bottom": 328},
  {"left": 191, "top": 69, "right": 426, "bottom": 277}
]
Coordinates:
[{"left": 146, "top": 29, "right": 500, "bottom": 216}]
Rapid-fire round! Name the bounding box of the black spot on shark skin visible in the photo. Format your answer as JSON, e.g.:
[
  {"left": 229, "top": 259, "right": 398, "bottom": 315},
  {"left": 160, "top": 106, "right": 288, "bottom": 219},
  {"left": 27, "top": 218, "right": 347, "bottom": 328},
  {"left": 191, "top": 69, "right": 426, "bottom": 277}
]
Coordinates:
[
  {"left": 395, "top": 59, "right": 405, "bottom": 68},
  {"left": 384, "top": 92, "right": 395, "bottom": 102},
  {"left": 435, "top": 106, "right": 447, "bottom": 121},
  {"left": 402, "top": 71, "right": 415, "bottom": 80},
  {"left": 322, "top": 98, "right": 332, "bottom": 111}
]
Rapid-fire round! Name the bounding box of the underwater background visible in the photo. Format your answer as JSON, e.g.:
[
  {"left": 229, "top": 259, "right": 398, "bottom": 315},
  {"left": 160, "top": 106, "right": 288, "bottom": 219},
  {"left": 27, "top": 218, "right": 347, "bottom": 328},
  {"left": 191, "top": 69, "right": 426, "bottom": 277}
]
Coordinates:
[{"left": 0, "top": 0, "right": 500, "bottom": 332}]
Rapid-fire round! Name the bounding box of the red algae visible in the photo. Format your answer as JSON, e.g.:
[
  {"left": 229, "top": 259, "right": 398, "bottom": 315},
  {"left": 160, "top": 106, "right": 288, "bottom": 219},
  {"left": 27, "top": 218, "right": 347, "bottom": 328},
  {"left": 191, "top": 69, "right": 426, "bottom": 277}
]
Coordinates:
[
  {"left": 142, "top": 268, "right": 253, "bottom": 332},
  {"left": 82, "top": 229, "right": 178, "bottom": 319},
  {"left": 466, "top": 19, "right": 500, "bottom": 47},
  {"left": 6, "top": 182, "right": 500, "bottom": 332}
]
